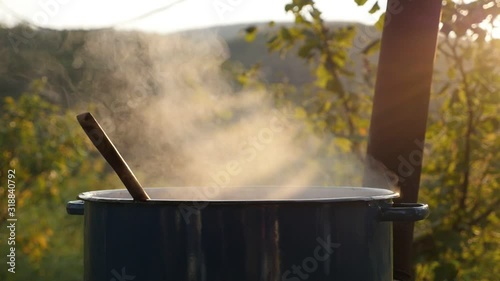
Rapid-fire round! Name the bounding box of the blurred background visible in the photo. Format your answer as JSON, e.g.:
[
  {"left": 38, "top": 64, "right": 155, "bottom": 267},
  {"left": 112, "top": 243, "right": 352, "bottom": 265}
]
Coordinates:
[{"left": 0, "top": 0, "right": 499, "bottom": 280}]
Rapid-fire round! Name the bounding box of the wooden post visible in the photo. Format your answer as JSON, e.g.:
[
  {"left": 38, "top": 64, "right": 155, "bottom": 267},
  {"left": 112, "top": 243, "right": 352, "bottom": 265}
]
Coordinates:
[{"left": 364, "top": 0, "right": 442, "bottom": 280}]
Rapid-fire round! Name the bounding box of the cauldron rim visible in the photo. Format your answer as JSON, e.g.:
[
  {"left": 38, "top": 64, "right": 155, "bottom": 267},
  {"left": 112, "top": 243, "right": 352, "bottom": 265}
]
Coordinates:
[{"left": 77, "top": 186, "right": 399, "bottom": 204}]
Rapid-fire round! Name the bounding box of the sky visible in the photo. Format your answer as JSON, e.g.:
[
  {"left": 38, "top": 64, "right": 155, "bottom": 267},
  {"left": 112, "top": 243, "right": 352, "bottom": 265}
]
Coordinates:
[{"left": 0, "top": 0, "right": 384, "bottom": 34}]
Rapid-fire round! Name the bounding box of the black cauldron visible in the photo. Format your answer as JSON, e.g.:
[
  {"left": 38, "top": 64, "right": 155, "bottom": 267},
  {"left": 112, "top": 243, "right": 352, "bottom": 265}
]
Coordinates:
[{"left": 67, "top": 186, "right": 428, "bottom": 281}]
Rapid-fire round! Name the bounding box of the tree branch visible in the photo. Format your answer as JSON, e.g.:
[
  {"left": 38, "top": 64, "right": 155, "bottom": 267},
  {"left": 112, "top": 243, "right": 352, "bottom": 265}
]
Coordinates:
[
  {"left": 450, "top": 42, "right": 474, "bottom": 216},
  {"left": 467, "top": 154, "right": 493, "bottom": 216},
  {"left": 469, "top": 197, "right": 500, "bottom": 225},
  {"left": 313, "top": 11, "right": 362, "bottom": 158}
]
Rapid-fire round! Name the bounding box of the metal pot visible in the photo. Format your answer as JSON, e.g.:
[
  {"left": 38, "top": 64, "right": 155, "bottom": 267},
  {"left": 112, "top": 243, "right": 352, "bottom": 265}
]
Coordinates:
[{"left": 67, "top": 186, "right": 428, "bottom": 281}]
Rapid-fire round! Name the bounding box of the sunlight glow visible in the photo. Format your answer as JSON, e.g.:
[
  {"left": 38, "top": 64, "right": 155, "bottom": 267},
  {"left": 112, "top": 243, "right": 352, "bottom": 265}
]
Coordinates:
[{"left": 0, "top": 0, "right": 378, "bottom": 33}]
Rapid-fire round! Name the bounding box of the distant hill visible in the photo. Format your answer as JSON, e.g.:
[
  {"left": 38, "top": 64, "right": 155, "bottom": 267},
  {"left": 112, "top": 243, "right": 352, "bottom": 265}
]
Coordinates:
[
  {"left": 0, "top": 22, "right": 380, "bottom": 105},
  {"left": 187, "top": 21, "right": 379, "bottom": 85}
]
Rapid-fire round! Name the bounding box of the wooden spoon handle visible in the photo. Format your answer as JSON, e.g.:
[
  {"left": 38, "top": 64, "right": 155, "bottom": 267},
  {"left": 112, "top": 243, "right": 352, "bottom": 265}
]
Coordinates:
[{"left": 77, "top": 112, "right": 150, "bottom": 201}]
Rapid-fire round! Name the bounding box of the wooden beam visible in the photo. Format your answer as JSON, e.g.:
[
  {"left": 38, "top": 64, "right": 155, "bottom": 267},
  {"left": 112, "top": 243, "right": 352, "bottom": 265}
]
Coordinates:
[{"left": 364, "top": 0, "right": 442, "bottom": 280}]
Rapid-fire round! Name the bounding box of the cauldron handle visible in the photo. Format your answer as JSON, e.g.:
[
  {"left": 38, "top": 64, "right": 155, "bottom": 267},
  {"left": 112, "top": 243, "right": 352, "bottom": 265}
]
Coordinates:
[
  {"left": 67, "top": 200, "right": 85, "bottom": 215},
  {"left": 380, "top": 203, "right": 429, "bottom": 222}
]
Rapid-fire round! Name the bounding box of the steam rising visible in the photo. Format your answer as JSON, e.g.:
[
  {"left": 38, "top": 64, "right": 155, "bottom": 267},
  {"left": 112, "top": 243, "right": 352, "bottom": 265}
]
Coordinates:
[{"left": 73, "top": 29, "right": 398, "bottom": 198}]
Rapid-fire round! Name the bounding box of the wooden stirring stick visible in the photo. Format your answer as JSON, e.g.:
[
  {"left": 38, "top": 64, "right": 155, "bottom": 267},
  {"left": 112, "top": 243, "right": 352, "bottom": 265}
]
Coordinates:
[{"left": 77, "top": 112, "right": 150, "bottom": 201}]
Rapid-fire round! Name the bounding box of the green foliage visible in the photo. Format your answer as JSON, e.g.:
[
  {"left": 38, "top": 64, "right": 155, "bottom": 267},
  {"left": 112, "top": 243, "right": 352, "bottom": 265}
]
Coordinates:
[
  {"left": 440, "top": 0, "right": 500, "bottom": 40},
  {"left": 354, "top": 0, "right": 368, "bottom": 6},
  {"left": 242, "top": 1, "right": 500, "bottom": 280},
  {"left": 244, "top": 26, "right": 258, "bottom": 42},
  {"left": 415, "top": 36, "right": 500, "bottom": 281},
  {"left": 0, "top": 80, "right": 116, "bottom": 281},
  {"left": 368, "top": 2, "right": 380, "bottom": 14},
  {"left": 355, "top": 0, "right": 381, "bottom": 16},
  {"left": 257, "top": 1, "right": 374, "bottom": 159}
]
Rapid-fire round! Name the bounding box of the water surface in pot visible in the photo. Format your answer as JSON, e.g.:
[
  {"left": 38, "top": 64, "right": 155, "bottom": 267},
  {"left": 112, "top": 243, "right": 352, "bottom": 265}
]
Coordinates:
[{"left": 79, "top": 186, "right": 399, "bottom": 202}]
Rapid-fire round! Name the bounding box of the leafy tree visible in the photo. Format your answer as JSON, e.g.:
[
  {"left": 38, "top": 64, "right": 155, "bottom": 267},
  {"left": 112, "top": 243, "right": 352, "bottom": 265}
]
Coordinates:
[
  {"left": 242, "top": 3, "right": 381, "bottom": 188},
  {"left": 243, "top": 0, "right": 500, "bottom": 279},
  {"left": 414, "top": 34, "right": 500, "bottom": 281},
  {"left": 0, "top": 79, "right": 117, "bottom": 281},
  {"left": 440, "top": 0, "right": 500, "bottom": 40},
  {"left": 242, "top": 1, "right": 382, "bottom": 185}
]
